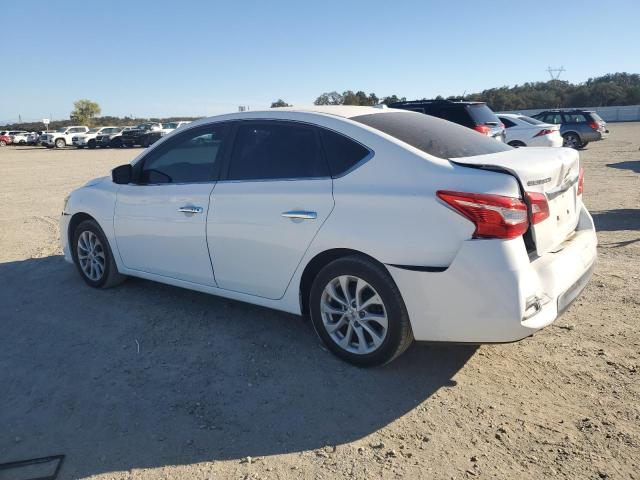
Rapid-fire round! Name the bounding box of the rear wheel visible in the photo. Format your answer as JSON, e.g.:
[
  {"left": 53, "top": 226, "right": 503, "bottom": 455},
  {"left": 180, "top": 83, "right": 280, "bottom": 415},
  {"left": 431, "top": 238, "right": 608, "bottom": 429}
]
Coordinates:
[
  {"left": 562, "top": 133, "right": 582, "bottom": 149},
  {"left": 309, "top": 255, "right": 413, "bottom": 367},
  {"left": 110, "top": 138, "right": 123, "bottom": 148},
  {"left": 55, "top": 138, "right": 66, "bottom": 148},
  {"left": 508, "top": 140, "right": 526, "bottom": 148},
  {"left": 72, "top": 219, "right": 126, "bottom": 288}
]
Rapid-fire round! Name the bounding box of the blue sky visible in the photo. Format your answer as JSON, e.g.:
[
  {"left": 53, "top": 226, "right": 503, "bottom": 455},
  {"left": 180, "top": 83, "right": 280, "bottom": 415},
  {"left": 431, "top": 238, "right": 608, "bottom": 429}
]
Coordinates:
[{"left": 1, "top": 0, "right": 639, "bottom": 122}]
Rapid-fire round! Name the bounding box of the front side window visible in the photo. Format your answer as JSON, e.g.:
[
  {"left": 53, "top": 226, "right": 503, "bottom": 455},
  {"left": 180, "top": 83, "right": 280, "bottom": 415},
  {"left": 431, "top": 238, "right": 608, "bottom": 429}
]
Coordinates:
[
  {"left": 228, "top": 121, "right": 328, "bottom": 180},
  {"left": 138, "top": 124, "right": 228, "bottom": 184}
]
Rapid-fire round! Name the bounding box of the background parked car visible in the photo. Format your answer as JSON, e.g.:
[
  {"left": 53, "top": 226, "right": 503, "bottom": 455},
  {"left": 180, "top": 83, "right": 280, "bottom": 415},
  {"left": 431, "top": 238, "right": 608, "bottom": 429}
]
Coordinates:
[
  {"left": 41, "top": 126, "right": 90, "bottom": 148},
  {"left": 0, "top": 135, "right": 12, "bottom": 146},
  {"left": 95, "top": 127, "right": 129, "bottom": 148},
  {"left": 141, "top": 121, "right": 192, "bottom": 147},
  {"left": 497, "top": 114, "right": 562, "bottom": 147},
  {"left": 72, "top": 126, "right": 121, "bottom": 149},
  {"left": 389, "top": 100, "right": 506, "bottom": 142},
  {"left": 532, "top": 110, "right": 609, "bottom": 149},
  {"left": 121, "top": 123, "right": 163, "bottom": 148},
  {"left": 10, "top": 132, "right": 31, "bottom": 145}
]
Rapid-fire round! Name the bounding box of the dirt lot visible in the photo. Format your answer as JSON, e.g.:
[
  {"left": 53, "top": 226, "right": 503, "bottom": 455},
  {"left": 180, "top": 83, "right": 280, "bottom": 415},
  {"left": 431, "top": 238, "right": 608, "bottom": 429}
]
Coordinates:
[{"left": 1, "top": 124, "right": 639, "bottom": 480}]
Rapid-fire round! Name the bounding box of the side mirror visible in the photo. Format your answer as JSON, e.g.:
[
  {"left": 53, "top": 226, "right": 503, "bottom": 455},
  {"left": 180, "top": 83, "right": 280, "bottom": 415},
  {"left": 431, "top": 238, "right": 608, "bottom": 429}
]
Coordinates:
[{"left": 112, "top": 164, "right": 133, "bottom": 184}]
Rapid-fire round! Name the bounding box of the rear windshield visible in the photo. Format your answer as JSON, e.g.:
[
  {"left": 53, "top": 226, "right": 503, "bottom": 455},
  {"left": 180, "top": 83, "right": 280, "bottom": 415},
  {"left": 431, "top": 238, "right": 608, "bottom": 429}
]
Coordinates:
[
  {"left": 466, "top": 104, "right": 500, "bottom": 125},
  {"left": 352, "top": 111, "right": 512, "bottom": 159},
  {"left": 589, "top": 112, "right": 604, "bottom": 122},
  {"left": 519, "top": 116, "right": 544, "bottom": 125}
]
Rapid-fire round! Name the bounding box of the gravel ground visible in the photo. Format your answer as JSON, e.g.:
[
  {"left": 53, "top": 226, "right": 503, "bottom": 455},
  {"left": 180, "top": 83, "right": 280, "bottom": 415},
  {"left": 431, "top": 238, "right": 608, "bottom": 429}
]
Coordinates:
[{"left": 0, "top": 124, "right": 638, "bottom": 480}]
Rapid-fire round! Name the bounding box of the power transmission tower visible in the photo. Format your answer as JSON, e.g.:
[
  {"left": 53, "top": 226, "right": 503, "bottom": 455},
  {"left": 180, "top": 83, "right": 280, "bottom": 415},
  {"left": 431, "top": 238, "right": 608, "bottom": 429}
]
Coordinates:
[{"left": 546, "top": 66, "right": 565, "bottom": 80}]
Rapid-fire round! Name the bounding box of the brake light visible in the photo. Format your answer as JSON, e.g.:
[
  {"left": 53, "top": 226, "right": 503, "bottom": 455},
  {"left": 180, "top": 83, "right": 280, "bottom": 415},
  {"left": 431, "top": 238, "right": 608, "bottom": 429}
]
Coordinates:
[
  {"left": 577, "top": 167, "right": 584, "bottom": 195},
  {"left": 525, "top": 192, "right": 550, "bottom": 224},
  {"left": 436, "top": 190, "right": 529, "bottom": 239},
  {"left": 588, "top": 121, "right": 599, "bottom": 130},
  {"left": 473, "top": 125, "right": 492, "bottom": 136},
  {"left": 534, "top": 129, "right": 555, "bottom": 137}
]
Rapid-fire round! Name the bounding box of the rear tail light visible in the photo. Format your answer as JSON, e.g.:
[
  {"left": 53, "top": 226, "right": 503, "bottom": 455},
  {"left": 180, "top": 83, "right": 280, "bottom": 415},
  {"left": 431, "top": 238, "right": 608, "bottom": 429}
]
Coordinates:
[
  {"left": 473, "top": 125, "right": 492, "bottom": 136},
  {"left": 436, "top": 190, "right": 529, "bottom": 239},
  {"left": 534, "top": 129, "right": 555, "bottom": 137},
  {"left": 577, "top": 167, "right": 584, "bottom": 195},
  {"left": 588, "top": 121, "right": 599, "bottom": 130},
  {"left": 525, "top": 192, "right": 550, "bottom": 224}
]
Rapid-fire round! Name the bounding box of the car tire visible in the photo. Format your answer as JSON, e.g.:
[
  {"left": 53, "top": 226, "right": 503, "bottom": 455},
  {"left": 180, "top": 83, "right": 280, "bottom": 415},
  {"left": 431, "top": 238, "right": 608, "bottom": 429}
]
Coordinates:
[
  {"left": 76, "top": 146, "right": 84, "bottom": 149},
  {"left": 562, "top": 133, "right": 582, "bottom": 149},
  {"left": 110, "top": 138, "right": 122, "bottom": 148},
  {"left": 508, "top": 140, "right": 526, "bottom": 148},
  {"left": 72, "top": 219, "right": 126, "bottom": 289},
  {"left": 0, "top": 140, "right": 6, "bottom": 147},
  {"left": 309, "top": 254, "right": 413, "bottom": 367},
  {"left": 88, "top": 140, "right": 96, "bottom": 149},
  {"left": 55, "top": 138, "right": 66, "bottom": 149},
  {"left": 141, "top": 136, "right": 150, "bottom": 148}
]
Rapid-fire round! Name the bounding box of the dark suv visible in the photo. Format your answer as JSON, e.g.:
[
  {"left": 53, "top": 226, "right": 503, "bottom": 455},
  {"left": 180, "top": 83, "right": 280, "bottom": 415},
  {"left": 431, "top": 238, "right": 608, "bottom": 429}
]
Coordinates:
[
  {"left": 389, "top": 100, "right": 506, "bottom": 142},
  {"left": 532, "top": 110, "right": 609, "bottom": 149}
]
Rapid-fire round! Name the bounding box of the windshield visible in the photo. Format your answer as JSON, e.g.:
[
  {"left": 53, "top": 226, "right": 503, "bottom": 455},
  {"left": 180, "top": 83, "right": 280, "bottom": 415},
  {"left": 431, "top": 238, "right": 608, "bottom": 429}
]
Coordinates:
[
  {"left": 163, "top": 122, "right": 178, "bottom": 129},
  {"left": 56, "top": 127, "right": 67, "bottom": 132},
  {"left": 518, "top": 116, "right": 545, "bottom": 125},
  {"left": 352, "top": 111, "right": 512, "bottom": 159},
  {"left": 466, "top": 104, "right": 500, "bottom": 125}
]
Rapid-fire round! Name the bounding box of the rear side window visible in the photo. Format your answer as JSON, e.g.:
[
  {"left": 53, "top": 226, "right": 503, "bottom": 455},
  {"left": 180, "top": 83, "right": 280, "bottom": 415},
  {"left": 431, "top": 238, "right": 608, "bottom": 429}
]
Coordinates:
[
  {"left": 564, "top": 114, "right": 587, "bottom": 123},
  {"left": 228, "top": 121, "right": 328, "bottom": 180},
  {"left": 543, "top": 114, "right": 563, "bottom": 124},
  {"left": 352, "top": 111, "right": 511, "bottom": 159},
  {"left": 435, "top": 107, "right": 474, "bottom": 128},
  {"left": 319, "top": 128, "right": 370, "bottom": 177}
]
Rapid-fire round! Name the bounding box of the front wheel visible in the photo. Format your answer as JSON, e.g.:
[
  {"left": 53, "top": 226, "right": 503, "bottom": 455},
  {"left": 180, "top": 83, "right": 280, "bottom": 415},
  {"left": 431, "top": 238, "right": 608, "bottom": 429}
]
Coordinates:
[
  {"left": 88, "top": 140, "right": 96, "bottom": 149},
  {"left": 72, "top": 219, "right": 126, "bottom": 288},
  {"left": 309, "top": 255, "right": 413, "bottom": 367},
  {"left": 562, "top": 133, "right": 582, "bottom": 149},
  {"left": 55, "top": 138, "right": 66, "bottom": 148}
]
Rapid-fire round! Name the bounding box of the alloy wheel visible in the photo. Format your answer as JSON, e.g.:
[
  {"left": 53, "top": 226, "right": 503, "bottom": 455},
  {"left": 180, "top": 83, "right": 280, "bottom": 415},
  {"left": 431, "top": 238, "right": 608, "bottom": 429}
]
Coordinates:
[
  {"left": 77, "top": 231, "right": 106, "bottom": 281},
  {"left": 320, "top": 275, "right": 388, "bottom": 354}
]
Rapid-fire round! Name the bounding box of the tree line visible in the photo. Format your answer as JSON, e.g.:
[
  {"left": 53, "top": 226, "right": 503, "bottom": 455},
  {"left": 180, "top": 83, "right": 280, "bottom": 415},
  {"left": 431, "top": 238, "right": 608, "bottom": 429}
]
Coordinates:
[
  {"left": 3, "top": 73, "right": 638, "bottom": 130},
  {"left": 301, "top": 72, "right": 640, "bottom": 111}
]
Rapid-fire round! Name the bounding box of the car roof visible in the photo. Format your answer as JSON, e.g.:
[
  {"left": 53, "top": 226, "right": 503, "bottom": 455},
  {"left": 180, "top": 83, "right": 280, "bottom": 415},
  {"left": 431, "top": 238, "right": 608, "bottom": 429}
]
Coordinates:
[
  {"left": 270, "top": 105, "right": 402, "bottom": 119},
  {"left": 391, "top": 100, "right": 486, "bottom": 106}
]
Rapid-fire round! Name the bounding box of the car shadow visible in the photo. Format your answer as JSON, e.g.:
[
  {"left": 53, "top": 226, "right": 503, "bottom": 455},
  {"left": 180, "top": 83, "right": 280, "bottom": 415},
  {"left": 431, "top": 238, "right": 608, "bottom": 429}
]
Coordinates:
[
  {"left": 606, "top": 160, "right": 640, "bottom": 173},
  {"left": 0, "top": 256, "right": 475, "bottom": 479},
  {"left": 591, "top": 208, "right": 640, "bottom": 231}
]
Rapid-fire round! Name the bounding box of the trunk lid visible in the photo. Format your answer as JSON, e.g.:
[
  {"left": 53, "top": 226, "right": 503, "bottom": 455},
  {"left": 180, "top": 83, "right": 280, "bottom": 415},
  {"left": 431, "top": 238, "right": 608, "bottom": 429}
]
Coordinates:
[{"left": 452, "top": 147, "right": 581, "bottom": 255}]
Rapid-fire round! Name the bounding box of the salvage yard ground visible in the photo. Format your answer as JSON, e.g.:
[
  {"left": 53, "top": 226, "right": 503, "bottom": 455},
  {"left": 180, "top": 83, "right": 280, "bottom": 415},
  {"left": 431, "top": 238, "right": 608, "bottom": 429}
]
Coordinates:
[{"left": 0, "top": 123, "right": 639, "bottom": 479}]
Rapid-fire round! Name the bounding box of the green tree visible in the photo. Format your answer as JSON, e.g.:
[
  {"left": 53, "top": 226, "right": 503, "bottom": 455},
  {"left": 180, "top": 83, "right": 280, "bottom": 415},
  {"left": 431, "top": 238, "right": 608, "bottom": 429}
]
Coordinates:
[
  {"left": 314, "top": 91, "right": 344, "bottom": 105},
  {"left": 70, "top": 99, "right": 101, "bottom": 125},
  {"left": 270, "top": 99, "right": 290, "bottom": 108}
]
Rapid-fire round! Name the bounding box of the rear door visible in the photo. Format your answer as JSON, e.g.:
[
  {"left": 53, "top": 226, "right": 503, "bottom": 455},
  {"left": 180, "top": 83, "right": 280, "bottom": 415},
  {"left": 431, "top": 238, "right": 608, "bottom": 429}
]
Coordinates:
[{"left": 207, "top": 120, "right": 334, "bottom": 299}]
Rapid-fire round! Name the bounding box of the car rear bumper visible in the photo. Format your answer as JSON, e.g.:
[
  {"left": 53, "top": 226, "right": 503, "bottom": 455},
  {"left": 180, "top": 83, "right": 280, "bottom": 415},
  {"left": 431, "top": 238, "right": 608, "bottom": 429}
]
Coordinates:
[{"left": 387, "top": 204, "right": 597, "bottom": 343}]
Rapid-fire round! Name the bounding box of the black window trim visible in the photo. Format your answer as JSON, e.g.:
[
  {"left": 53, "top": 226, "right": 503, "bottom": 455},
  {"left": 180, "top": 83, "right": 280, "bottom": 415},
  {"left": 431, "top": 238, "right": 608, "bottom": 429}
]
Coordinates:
[
  {"left": 218, "top": 119, "right": 372, "bottom": 183},
  {"left": 132, "top": 122, "right": 231, "bottom": 186}
]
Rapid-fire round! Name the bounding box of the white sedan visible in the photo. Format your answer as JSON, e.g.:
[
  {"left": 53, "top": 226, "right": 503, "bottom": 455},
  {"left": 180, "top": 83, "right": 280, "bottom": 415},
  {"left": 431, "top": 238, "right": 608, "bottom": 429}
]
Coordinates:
[
  {"left": 498, "top": 113, "right": 563, "bottom": 147},
  {"left": 60, "top": 107, "right": 597, "bottom": 366}
]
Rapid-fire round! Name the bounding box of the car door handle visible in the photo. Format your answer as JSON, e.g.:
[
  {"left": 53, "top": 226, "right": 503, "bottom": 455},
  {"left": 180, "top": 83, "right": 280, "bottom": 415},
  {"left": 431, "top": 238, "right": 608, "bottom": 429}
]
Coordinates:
[
  {"left": 178, "top": 206, "right": 203, "bottom": 214},
  {"left": 281, "top": 210, "right": 317, "bottom": 220}
]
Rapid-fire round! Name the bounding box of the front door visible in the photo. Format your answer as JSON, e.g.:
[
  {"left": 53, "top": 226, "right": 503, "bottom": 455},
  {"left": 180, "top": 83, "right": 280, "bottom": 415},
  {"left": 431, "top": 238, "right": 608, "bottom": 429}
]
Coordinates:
[
  {"left": 114, "top": 123, "right": 229, "bottom": 286},
  {"left": 207, "top": 120, "right": 334, "bottom": 299}
]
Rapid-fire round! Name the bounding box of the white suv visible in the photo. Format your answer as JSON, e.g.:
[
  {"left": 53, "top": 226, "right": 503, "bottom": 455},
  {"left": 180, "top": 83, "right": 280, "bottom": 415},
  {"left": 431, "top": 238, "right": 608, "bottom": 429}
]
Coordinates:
[{"left": 41, "top": 126, "right": 89, "bottom": 148}]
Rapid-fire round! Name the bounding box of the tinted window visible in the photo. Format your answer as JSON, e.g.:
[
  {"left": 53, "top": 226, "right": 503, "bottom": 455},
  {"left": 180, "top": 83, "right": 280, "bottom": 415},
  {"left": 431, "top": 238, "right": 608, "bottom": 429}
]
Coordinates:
[
  {"left": 499, "top": 117, "right": 517, "bottom": 128},
  {"left": 319, "top": 128, "right": 370, "bottom": 177},
  {"left": 466, "top": 104, "right": 500, "bottom": 125},
  {"left": 228, "top": 122, "right": 328, "bottom": 180},
  {"left": 435, "top": 107, "right": 474, "bottom": 128},
  {"left": 564, "top": 113, "right": 587, "bottom": 123},
  {"left": 139, "top": 124, "right": 227, "bottom": 184},
  {"left": 352, "top": 111, "right": 511, "bottom": 159},
  {"left": 543, "top": 114, "right": 563, "bottom": 124}
]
